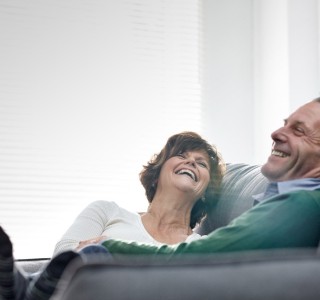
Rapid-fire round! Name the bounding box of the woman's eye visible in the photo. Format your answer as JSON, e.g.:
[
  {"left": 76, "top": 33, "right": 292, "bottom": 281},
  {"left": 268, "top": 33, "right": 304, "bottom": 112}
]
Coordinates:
[{"left": 197, "top": 161, "right": 208, "bottom": 168}]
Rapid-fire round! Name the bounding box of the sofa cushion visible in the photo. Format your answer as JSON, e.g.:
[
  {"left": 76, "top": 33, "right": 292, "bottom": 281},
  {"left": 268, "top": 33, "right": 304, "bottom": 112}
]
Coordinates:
[{"left": 198, "top": 163, "right": 269, "bottom": 234}]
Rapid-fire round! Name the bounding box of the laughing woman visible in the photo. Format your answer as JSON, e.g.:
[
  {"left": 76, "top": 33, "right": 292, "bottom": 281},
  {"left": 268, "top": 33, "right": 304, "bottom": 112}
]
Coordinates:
[
  {"left": 0, "top": 131, "right": 225, "bottom": 300},
  {"left": 54, "top": 131, "right": 225, "bottom": 253}
]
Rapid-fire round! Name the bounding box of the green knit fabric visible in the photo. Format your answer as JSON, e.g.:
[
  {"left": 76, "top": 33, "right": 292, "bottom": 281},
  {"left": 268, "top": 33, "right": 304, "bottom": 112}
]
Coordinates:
[{"left": 102, "top": 190, "right": 320, "bottom": 256}]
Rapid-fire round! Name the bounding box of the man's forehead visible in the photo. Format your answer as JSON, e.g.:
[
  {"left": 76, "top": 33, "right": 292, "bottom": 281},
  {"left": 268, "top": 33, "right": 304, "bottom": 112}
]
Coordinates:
[{"left": 288, "top": 102, "right": 320, "bottom": 123}]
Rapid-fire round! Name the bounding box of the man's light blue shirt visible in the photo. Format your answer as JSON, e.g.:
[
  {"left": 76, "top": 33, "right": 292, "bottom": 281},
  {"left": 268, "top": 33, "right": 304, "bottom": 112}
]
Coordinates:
[{"left": 253, "top": 178, "right": 320, "bottom": 205}]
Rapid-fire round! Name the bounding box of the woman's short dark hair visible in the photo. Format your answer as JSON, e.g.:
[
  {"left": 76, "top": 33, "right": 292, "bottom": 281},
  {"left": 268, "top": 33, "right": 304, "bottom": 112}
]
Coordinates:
[{"left": 139, "top": 131, "right": 225, "bottom": 229}]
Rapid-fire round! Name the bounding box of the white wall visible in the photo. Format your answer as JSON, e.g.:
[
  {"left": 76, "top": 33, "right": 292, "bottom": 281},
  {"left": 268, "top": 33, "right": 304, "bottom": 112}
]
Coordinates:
[
  {"left": 203, "top": 0, "right": 320, "bottom": 165},
  {"left": 288, "top": 0, "right": 320, "bottom": 109},
  {"left": 202, "top": 0, "right": 254, "bottom": 164}
]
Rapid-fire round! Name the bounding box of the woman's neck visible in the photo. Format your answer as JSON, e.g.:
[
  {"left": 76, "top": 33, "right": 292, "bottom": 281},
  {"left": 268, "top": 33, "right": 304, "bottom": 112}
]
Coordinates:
[{"left": 141, "top": 196, "right": 194, "bottom": 244}]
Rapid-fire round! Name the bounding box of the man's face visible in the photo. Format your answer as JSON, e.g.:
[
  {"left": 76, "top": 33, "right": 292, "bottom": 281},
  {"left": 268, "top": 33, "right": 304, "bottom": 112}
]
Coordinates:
[{"left": 261, "top": 101, "right": 320, "bottom": 182}]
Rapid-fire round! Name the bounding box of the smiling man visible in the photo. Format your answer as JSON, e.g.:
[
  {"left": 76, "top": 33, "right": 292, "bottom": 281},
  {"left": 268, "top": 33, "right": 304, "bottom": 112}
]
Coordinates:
[
  {"left": 99, "top": 98, "right": 320, "bottom": 256},
  {"left": 261, "top": 100, "right": 320, "bottom": 181}
]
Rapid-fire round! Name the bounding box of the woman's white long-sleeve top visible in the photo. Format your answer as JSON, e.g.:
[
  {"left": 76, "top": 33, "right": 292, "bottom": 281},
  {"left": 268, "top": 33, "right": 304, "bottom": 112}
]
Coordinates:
[{"left": 53, "top": 200, "right": 201, "bottom": 256}]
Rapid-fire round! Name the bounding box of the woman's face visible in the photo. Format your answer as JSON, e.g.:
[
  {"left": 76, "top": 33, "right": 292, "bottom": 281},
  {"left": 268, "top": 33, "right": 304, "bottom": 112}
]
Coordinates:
[{"left": 157, "top": 149, "right": 211, "bottom": 201}]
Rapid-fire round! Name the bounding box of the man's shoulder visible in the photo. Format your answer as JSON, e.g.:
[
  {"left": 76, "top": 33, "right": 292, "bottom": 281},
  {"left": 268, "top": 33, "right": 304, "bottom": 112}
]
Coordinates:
[
  {"left": 282, "top": 189, "right": 320, "bottom": 207},
  {"left": 251, "top": 189, "right": 320, "bottom": 222},
  {"left": 289, "top": 189, "right": 320, "bottom": 195}
]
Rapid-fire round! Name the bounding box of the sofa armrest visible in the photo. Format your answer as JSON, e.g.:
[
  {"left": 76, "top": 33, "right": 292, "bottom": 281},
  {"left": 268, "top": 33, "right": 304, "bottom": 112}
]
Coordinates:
[{"left": 16, "top": 258, "right": 50, "bottom": 274}]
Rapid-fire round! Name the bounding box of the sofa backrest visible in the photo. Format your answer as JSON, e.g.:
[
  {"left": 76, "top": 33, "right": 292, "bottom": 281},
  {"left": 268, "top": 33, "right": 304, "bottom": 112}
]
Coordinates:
[
  {"left": 197, "top": 163, "right": 269, "bottom": 235},
  {"left": 52, "top": 250, "right": 320, "bottom": 300}
]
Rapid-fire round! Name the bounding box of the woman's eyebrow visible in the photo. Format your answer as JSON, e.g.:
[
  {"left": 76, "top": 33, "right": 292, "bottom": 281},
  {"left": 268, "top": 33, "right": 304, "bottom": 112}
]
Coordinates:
[{"left": 195, "top": 155, "right": 209, "bottom": 162}]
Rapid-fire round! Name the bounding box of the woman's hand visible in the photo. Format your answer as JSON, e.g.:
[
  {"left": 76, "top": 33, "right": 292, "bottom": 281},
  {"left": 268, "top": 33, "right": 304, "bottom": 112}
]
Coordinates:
[{"left": 76, "top": 236, "right": 107, "bottom": 251}]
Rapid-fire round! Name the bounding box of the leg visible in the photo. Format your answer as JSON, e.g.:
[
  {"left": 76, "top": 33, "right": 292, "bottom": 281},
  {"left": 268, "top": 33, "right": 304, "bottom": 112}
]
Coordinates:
[
  {"left": 25, "top": 251, "right": 80, "bottom": 300},
  {"left": 0, "top": 226, "right": 28, "bottom": 300}
]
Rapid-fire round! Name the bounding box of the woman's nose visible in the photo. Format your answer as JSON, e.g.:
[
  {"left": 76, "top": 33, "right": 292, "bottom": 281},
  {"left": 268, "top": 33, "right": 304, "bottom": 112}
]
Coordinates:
[{"left": 185, "top": 156, "right": 196, "bottom": 167}]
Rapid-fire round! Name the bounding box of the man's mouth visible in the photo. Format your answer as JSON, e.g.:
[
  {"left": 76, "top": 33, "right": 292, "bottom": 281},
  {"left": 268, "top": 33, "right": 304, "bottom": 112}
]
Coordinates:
[
  {"left": 175, "top": 169, "right": 197, "bottom": 181},
  {"left": 272, "top": 150, "right": 289, "bottom": 158}
]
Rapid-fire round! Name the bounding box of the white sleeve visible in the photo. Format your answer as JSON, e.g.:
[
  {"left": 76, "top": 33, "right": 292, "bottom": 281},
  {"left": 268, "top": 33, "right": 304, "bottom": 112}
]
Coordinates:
[{"left": 53, "top": 200, "right": 117, "bottom": 256}]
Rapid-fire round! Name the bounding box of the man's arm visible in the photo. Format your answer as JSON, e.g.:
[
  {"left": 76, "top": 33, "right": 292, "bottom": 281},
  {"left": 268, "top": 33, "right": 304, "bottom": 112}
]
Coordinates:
[{"left": 102, "top": 190, "right": 320, "bottom": 256}]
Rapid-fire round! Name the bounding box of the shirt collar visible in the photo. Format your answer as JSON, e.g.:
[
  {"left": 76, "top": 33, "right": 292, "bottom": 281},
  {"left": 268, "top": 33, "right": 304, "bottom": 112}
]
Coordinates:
[
  {"left": 253, "top": 178, "right": 320, "bottom": 205},
  {"left": 277, "top": 178, "right": 320, "bottom": 194}
]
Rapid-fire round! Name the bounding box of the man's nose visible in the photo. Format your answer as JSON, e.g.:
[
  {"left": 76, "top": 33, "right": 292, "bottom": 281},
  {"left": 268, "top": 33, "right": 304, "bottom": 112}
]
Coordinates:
[{"left": 271, "top": 126, "right": 288, "bottom": 142}]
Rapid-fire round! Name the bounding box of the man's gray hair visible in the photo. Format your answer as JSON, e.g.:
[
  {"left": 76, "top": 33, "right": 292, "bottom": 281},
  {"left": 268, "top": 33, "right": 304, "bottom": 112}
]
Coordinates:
[{"left": 313, "top": 97, "right": 320, "bottom": 103}]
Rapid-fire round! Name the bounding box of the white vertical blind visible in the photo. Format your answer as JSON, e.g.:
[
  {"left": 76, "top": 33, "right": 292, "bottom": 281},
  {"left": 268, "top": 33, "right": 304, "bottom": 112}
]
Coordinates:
[{"left": 0, "top": 0, "right": 203, "bottom": 258}]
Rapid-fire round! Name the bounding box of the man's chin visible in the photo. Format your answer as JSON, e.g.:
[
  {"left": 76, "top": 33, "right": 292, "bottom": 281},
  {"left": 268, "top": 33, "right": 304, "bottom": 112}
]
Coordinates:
[
  {"left": 261, "top": 162, "right": 282, "bottom": 181},
  {"left": 262, "top": 166, "right": 293, "bottom": 182}
]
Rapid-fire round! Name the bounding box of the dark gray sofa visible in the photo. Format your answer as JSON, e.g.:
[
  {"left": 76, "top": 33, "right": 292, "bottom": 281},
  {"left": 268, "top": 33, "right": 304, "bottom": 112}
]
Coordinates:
[{"left": 17, "top": 164, "right": 320, "bottom": 299}]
